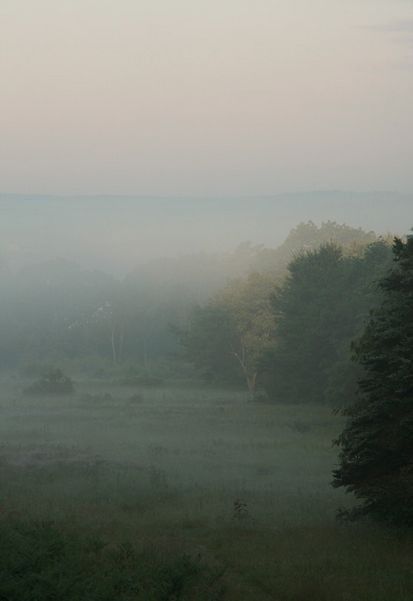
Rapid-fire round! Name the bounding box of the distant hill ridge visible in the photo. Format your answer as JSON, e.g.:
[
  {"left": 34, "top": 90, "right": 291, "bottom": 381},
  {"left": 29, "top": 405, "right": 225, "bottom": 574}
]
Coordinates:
[{"left": 0, "top": 191, "right": 410, "bottom": 273}]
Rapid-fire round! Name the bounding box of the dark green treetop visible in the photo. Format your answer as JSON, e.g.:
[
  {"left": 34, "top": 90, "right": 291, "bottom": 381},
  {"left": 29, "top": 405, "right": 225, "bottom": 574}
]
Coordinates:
[
  {"left": 333, "top": 235, "right": 413, "bottom": 524},
  {"left": 263, "top": 240, "right": 392, "bottom": 404}
]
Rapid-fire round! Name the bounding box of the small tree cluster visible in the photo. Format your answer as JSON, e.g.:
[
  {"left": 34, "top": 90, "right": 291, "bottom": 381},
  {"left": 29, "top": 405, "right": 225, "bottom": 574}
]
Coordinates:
[{"left": 24, "top": 368, "right": 75, "bottom": 396}]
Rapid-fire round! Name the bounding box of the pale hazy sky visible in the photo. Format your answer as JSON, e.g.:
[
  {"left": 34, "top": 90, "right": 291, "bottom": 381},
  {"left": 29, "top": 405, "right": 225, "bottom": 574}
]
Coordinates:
[{"left": 1, "top": 0, "right": 413, "bottom": 196}]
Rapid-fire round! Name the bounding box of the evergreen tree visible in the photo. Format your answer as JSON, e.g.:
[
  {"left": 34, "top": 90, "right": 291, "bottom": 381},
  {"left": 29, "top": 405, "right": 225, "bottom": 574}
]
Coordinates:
[{"left": 333, "top": 235, "right": 413, "bottom": 524}]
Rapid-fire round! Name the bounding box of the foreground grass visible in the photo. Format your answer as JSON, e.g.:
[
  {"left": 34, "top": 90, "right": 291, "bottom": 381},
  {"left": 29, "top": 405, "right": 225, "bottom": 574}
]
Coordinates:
[
  {"left": 0, "top": 376, "right": 412, "bottom": 599},
  {"left": 207, "top": 525, "right": 413, "bottom": 601},
  {"left": 0, "top": 517, "right": 221, "bottom": 601},
  {"left": 1, "top": 509, "right": 412, "bottom": 601}
]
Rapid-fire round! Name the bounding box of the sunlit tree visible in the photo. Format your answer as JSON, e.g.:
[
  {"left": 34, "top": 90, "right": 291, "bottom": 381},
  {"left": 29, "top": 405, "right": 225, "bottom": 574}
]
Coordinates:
[{"left": 181, "top": 273, "right": 277, "bottom": 396}]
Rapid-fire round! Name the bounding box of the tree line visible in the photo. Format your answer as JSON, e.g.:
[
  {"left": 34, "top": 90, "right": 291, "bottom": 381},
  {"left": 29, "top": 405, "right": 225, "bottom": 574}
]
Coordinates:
[
  {"left": 1, "top": 219, "right": 411, "bottom": 525},
  {"left": 0, "top": 221, "right": 377, "bottom": 376},
  {"left": 182, "top": 235, "right": 393, "bottom": 404},
  {"left": 183, "top": 230, "right": 413, "bottom": 526}
]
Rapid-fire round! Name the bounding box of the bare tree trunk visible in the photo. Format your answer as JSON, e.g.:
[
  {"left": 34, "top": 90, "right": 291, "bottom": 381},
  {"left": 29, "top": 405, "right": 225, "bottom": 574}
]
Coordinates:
[
  {"left": 246, "top": 372, "right": 257, "bottom": 398},
  {"left": 233, "top": 346, "right": 257, "bottom": 399},
  {"left": 111, "top": 325, "right": 118, "bottom": 364},
  {"left": 143, "top": 338, "right": 148, "bottom": 371},
  {"left": 118, "top": 323, "right": 125, "bottom": 364}
]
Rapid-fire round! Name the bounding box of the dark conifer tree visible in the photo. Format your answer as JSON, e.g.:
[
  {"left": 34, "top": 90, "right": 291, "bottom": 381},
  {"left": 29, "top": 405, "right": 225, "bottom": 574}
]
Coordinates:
[{"left": 333, "top": 235, "right": 413, "bottom": 524}]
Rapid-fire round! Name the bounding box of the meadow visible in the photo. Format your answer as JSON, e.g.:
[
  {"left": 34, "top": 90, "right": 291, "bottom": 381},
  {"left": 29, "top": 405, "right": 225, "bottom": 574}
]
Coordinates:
[{"left": 0, "top": 373, "right": 412, "bottom": 600}]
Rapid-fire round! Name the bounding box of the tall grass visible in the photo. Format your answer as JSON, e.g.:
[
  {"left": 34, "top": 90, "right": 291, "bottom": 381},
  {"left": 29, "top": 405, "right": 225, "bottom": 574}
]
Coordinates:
[{"left": 0, "top": 374, "right": 412, "bottom": 599}]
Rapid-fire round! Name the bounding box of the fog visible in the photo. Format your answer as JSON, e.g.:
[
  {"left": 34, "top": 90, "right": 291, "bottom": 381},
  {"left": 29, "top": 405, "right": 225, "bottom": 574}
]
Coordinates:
[
  {"left": 0, "top": 202, "right": 411, "bottom": 598},
  {"left": 2, "top": 1, "right": 413, "bottom": 599},
  {"left": 0, "top": 191, "right": 410, "bottom": 273}
]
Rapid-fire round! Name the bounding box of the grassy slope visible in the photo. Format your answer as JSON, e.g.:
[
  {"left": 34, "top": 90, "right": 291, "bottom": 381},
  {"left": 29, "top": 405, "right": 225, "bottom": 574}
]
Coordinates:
[{"left": 0, "top": 376, "right": 412, "bottom": 600}]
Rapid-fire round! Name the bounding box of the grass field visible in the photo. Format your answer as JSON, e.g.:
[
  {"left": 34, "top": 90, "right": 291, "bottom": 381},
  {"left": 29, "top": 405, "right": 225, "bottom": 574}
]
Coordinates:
[{"left": 0, "top": 374, "right": 412, "bottom": 600}]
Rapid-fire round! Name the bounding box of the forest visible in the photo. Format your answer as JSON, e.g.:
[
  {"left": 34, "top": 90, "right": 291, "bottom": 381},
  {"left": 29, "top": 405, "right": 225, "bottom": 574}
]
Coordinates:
[
  {"left": 1, "top": 219, "right": 412, "bottom": 600},
  {"left": 0, "top": 220, "right": 381, "bottom": 375}
]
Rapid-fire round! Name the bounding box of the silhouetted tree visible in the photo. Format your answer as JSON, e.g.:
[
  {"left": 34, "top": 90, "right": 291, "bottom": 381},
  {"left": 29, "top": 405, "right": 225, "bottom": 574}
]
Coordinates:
[{"left": 333, "top": 235, "right": 413, "bottom": 524}]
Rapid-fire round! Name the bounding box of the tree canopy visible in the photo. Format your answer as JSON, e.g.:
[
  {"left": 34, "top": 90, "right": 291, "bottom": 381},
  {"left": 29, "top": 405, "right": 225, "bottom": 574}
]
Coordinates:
[
  {"left": 180, "top": 273, "right": 276, "bottom": 395},
  {"left": 333, "top": 235, "right": 413, "bottom": 525},
  {"left": 263, "top": 240, "right": 392, "bottom": 404}
]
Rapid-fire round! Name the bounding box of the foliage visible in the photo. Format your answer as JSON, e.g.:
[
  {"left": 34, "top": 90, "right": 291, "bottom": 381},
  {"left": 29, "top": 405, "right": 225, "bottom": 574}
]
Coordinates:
[
  {"left": 0, "top": 222, "right": 378, "bottom": 374},
  {"left": 333, "top": 236, "right": 413, "bottom": 525},
  {"left": 24, "top": 367, "right": 75, "bottom": 396},
  {"left": 264, "top": 240, "right": 392, "bottom": 404},
  {"left": 251, "top": 220, "right": 377, "bottom": 274},
  {"left": 180, "top": 273, "right": 277, "bottom": 394},
  {"left": 0, "top": 518, "right": 203, "bottom": 601},
  {"left": 179, "top": 304, "right": 240, "bottom": 384}
]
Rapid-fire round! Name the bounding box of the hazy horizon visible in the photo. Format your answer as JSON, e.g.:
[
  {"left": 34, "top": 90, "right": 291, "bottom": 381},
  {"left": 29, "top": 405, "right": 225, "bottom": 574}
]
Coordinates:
[
  {"left": 0, "top": 191, "right": 410, "bottom": 274},
  {"left": 2, "top": 1, "right": 412, "bottom": 271}
]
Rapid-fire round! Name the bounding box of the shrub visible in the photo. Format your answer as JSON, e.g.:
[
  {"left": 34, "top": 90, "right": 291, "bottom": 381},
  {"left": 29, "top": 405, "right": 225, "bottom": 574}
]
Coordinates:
[
  {"left": 24, "top": 368, "right": 75, "bottom": 396},
  {"left": 0, "top": 517, "right": 203, "bottom": 601}
]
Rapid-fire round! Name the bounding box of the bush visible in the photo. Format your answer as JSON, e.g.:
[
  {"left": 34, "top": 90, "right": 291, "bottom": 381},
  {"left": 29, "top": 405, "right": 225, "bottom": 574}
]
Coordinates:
[
  {"left": 24, "top": 368, "right": 75, "bottom": 396},
  {"left": 0, "top": 517, "right": 203, "bottom": 601}
]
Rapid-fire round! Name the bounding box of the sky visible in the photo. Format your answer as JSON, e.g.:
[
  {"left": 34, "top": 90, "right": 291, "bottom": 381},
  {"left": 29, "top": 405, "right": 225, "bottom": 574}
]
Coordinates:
[{"left": 1, "top": 0, "right": 413, "bottom": 196}]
